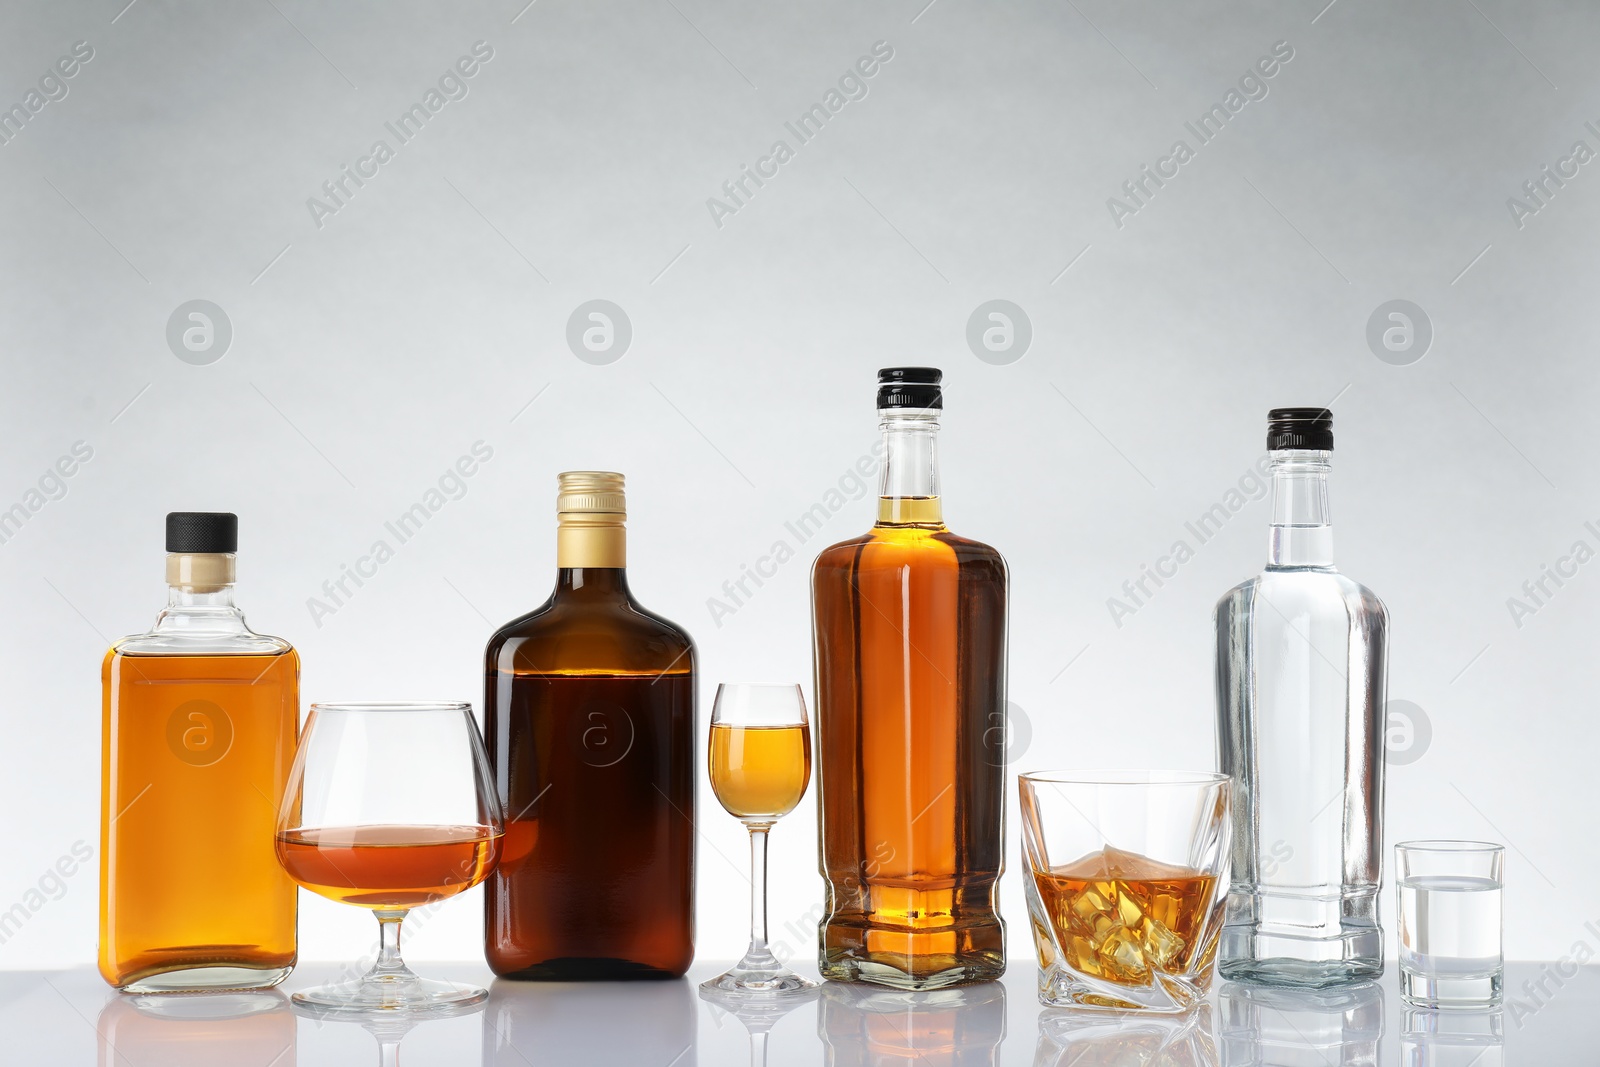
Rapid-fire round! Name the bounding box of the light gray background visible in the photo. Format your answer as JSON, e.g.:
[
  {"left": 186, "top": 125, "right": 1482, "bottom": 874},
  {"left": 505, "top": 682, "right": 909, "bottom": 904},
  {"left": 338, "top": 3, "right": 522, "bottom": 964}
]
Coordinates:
[{"left": 1, "top": 0, "right": 1595, "bottom": 975}]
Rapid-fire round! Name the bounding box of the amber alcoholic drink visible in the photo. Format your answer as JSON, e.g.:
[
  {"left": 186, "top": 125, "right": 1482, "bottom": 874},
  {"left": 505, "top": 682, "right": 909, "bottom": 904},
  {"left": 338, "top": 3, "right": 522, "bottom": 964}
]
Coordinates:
[
  {"left": 277, "top": 824, "right": 501, "bottom": 909},
  {"left": 484, "top": 472, "right": 696, "bottom": 979},
  {"left": 709, "top": 722, "right": 811, "bottom": 821},
  {"left": 99, "top": 513, "right": 298, "bottom": 992},
  {"left": 812, "top": 369, "right": 1008, "bottom": 989}
]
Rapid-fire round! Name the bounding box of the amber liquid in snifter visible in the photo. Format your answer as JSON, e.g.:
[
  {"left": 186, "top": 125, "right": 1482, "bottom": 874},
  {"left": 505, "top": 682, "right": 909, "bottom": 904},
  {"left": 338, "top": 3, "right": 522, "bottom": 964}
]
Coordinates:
[
  {"left": 813, "top": 374, "right": 1008, "bottom": 990},
  {"left": 276, "top": 824, "right": 500, "bottom": 908},
  {"left": 100, "top": 531, "right": 299, "bottom": 992}
]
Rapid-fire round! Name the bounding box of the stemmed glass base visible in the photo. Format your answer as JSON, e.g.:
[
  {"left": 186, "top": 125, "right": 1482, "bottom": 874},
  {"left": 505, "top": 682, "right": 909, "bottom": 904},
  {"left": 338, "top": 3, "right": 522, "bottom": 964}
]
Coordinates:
[
  {"left": 701, "top": 946, "right": 818, "bottom": 998},
  {"left": 292, "top": 972, "right": 488, "bottom": 1015},
  {"left": 292, "top": 909, "right": 488, "bottom": 1015},
  {"left": 700, "top": 823, "right": 818, "bottom": 999}
]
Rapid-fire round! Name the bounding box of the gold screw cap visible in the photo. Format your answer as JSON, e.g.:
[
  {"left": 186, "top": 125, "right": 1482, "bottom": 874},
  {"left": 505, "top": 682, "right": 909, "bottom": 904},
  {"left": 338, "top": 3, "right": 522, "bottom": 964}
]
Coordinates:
[{"left": 557, "top": 471, "right": 626, "bottom": 521}]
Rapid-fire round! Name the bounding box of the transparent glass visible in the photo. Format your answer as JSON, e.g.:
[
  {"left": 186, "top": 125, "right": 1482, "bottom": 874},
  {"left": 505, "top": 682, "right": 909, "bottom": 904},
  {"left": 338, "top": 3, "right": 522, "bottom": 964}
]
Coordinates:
[
  {"left": 1396, "top": 841, "right": 1505, "bottom": 1008},
  {"left": 701, "top": 683, "right": 819, "bottom": 998},
  {"left": 1019, "top": 770, "right": 1231, "bottom": 1013},
  {"left": 275, "top": 702, "right": 504, "bottom": 1015},
  {"left": 1216, "top": 449, "right": 1389, "bottom": 988}
]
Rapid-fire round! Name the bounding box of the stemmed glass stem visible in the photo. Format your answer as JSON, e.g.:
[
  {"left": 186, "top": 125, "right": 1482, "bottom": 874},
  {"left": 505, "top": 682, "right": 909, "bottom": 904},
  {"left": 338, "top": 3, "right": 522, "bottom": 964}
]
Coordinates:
[
  {"left": 746, "top": 825, "right": 772, "bottom": 968},
  {"left": 371, "top": 910, "right": 418, "bottom": 984}
]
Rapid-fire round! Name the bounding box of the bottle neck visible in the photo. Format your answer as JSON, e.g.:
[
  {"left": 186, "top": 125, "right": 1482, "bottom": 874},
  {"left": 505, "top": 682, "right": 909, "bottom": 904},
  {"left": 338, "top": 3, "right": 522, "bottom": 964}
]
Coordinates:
[
  {"left": 155, "top": 553, "right": 248, "bottom": 633},
  {"left": 876, "top": 410, "right": 944, "bottom": 527},
  {"left": 1267, "top": 450, "right": 1334, "bottom": 568},
  {"left": 554, "top": 567, "right": 631, "bottom": 597},
  {"left": 555, "top": 513, "right": 628, "bottom": 596},
  {"left": 556, "top": 518, "right": 625, "bottom": 567}
]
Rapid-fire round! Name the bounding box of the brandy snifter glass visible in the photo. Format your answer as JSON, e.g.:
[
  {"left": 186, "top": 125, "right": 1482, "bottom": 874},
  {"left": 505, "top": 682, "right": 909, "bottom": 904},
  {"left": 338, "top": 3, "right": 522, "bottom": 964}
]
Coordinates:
[
  {"left": 701, "top": 683, "right": 818, "bottom": 998},
  {"left": 275, "top": 702, "right": 504, "bottom": 1015}
]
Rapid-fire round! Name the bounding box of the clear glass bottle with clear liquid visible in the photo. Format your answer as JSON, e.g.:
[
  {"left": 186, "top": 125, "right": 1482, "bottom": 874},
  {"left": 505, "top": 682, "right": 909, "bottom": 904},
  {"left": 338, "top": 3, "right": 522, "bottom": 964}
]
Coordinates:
[{"left": 1215, "top": 408, "right": 1389, "bottom": 987}]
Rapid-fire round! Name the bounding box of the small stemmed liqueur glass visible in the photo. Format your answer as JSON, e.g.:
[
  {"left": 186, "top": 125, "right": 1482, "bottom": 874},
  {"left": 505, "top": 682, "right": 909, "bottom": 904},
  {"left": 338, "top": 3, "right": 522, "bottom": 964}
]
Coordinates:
[
  {"left": 275, "top": 702, "right": 504, "bottom": 1014},
  {"left": 701, "top": 684, "right": 818, "bottom": 997}
]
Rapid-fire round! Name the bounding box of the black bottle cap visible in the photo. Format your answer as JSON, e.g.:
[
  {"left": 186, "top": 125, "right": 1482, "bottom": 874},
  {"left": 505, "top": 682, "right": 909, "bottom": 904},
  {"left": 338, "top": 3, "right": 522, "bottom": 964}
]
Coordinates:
[
  {"left": 1267, "top": 408, "right": 1333, "bottom": 451},
  {"left": 877, "top": 367, "right": 943, "bottom": 410},
  {"left": 166, "top": 512, "right": 238, "bottom": 553}
]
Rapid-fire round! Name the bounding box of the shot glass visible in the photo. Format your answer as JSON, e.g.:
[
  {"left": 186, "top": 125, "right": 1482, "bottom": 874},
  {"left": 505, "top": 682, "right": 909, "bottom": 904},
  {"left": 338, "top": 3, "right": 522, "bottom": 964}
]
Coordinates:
[
  {"left": 1395, "top": 841, "right": 1504, "bottom": 1008},
  {"left": 1019, "top": 770, "right": 1231, "bottom": 1013}
]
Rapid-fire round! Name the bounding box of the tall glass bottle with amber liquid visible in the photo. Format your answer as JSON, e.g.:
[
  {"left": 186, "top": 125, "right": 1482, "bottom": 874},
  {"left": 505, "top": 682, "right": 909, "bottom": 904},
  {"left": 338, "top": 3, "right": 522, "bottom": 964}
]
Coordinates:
[
  {"left": 813, "top": 368, "right": 1007, "bottom": 989},
  {"left": 100, "top": 512, "right": 299, "bottom": 992},
  {"left": 484, "top": 472, "right": 696, "bottom": 979}
]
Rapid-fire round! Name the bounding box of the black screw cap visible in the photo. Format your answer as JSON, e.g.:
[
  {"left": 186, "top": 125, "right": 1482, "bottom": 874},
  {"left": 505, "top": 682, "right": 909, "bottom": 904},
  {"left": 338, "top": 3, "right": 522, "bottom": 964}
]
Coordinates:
[
  {"left": 1267, "top": 408, "right": 1333, "bottom": 451},
  {"left": 166, "top": 512, "right": 238, "bottom": 553},
  {"left": 877, "top": 367, "right": 943, "bottom": 411}
]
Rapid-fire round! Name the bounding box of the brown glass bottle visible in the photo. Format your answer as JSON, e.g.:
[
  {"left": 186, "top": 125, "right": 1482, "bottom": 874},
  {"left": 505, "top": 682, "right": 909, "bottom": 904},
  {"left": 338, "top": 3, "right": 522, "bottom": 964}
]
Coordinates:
[
  {"left": 484, "top": 472, "right": 696, "bottom": 979},
  {"left": 813, "top": 369, "right": 1007, "bottom": 989}
]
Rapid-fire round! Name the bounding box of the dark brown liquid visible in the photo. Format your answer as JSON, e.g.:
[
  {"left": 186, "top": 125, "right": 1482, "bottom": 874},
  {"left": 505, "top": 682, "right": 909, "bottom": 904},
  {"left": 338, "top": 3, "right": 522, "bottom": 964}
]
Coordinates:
[
  {"left": 813, "top": 509, "right": 1007, "bottom": 988},
  {"left": 484, "top": 569, "right": 696, "bottom": 979}
]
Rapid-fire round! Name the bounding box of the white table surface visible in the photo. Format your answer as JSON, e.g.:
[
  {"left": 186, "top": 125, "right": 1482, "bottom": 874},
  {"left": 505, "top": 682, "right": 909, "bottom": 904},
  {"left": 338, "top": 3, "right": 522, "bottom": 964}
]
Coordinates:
[{"left": 4, "top": 961, "right": 1591, "bottom": 1064}]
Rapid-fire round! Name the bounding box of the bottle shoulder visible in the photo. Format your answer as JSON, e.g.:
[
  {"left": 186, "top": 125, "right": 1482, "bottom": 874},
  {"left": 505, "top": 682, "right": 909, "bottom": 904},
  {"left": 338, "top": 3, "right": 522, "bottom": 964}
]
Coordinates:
[
  {"left": 109, "top": 630, "right": 295, "bottom": 657},
  {"left": 486, "top": 593, "right": 695, "bottom": 674},
  {"left": 812, "top": 526, "right": 1006, "bottom": 573},
  {"left": 1216, "top": 569, "right": 1387, "bottom": 622}
]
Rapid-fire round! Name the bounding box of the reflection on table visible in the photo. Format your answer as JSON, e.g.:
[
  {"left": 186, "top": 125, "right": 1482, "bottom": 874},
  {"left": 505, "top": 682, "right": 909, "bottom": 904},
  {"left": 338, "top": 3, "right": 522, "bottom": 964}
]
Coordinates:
[
  {"left": 97, "top": 989, "right": 297, "bottom": 1067},
  {"left": 1402, "top": 1005, "right": 1503, "bottom": 1067},
  {"left": 817, "top": 979, "right": 1006, "bottom": 1066},
  {"left": 481, "top": 976, "right": 697, "bottom": 1067},
  {"left": 291, "top": 996, "right": 484, "bottom": 1067},
  {"left": 1218, "top": 980, "right": 1384, "bottom": 1065},
  {"left": 699, "top": 984, "right": 819, "bottom": 1067},
  {"left": 1034, "top": 1004, "right": 1216, "bottom": 1066}
]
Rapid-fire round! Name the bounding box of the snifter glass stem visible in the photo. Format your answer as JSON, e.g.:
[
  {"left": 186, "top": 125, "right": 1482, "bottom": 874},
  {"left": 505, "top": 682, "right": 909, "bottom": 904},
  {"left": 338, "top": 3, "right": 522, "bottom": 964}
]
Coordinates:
[{"left": 371, "top": 910, "right": 417, "bottom": 983}]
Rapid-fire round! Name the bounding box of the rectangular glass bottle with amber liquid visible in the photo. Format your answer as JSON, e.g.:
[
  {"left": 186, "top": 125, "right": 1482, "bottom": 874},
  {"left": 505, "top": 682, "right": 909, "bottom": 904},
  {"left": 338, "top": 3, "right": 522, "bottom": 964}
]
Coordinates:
[
  {"left": 100, "top": 512, "right": 299, "bottom": 992},
  {"left": 813, "top": 368, "right": 1008, "bottom": 989},
  {"left": 484, "top": 472, "right": 697, "bottom": 979}
]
